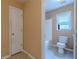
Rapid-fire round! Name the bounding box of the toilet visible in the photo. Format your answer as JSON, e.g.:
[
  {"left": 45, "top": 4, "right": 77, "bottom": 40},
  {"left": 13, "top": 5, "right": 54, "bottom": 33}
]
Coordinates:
[{"left": 57, "top": 36, "right": 68, "bottom": 55}]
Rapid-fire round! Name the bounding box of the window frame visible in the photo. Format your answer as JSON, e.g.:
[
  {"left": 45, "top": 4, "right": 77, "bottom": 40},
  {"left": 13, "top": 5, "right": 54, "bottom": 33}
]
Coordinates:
[{"left": 56, "top": 11, "right": 72, "bottom": 32}]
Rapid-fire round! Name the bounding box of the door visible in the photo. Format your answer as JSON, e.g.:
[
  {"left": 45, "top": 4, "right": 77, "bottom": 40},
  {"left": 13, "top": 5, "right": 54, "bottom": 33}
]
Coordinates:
[
  {"left": 9, "top": 6, "right": 23, "bottom": 55},
  {"left": 44, "top": 19, "right": 53, "bottom": 59},
  {"left": 44, "top": 19, "right": 52, "bottom": 42}
]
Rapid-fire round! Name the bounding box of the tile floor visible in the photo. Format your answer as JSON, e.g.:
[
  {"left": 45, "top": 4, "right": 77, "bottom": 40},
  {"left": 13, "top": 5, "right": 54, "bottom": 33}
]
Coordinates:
[{"left": 44, "top": 40, "right": 73, "bottom": 59}]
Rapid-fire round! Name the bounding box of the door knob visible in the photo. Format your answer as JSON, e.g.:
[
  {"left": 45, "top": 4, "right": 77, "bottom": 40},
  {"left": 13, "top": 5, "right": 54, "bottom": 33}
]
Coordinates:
[{"left": 12, "top": 33, "right": 15, "bottom": 36}]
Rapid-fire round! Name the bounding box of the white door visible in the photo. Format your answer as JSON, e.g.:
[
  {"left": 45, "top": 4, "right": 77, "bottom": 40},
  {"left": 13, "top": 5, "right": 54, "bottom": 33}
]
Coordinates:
[
  {"left": 9, "top": 6, "right": 23, "bottom": 55},
  {"left": 44, "top": 19, "right": 52, "bottom": 42},
  {"left": 44, "top": 19, "right": 53, "bottom": 59}
]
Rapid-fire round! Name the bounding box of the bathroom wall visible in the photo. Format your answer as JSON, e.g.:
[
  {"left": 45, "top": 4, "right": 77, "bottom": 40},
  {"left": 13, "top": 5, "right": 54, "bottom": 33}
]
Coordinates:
[
  {"left": 1, "top": 0, "right": 23, "bottom": 57},
  {"left": 46, "top": 4, "right": 74, "bottom": 49}
]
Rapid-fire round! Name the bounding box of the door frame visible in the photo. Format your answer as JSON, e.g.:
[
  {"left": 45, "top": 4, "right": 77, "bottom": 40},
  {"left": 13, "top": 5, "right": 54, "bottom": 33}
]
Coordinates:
[
  {"left": 41, "top": 0, "right": 77, "bottom": 59},
  {"left": 41, "top": 0, "right": 45, "bottom": 59},
  {"left": 9, "top": 6, "right": 23, "bottom": 55},
  {"left": 74, "top": 0, "right": 77, "bottom": 59}
]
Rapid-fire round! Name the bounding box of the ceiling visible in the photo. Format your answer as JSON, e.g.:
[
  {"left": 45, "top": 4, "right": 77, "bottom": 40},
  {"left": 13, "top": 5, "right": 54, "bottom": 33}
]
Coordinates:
[
  {"left": 16, "top": 0, "right": 74, "bottom": 12},
  {"left": 44, "top": 0, "right": 74, "bottom": 12}
]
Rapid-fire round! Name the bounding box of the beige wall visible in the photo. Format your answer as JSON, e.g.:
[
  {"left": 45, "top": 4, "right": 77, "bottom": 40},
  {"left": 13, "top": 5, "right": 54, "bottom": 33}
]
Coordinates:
[
  {"left": 46, "top": 4, "right": 74, "bottom": 49},
  {"left": 2, "top": 0, "right": 42, "bottom": 58},
  {"left": 1, "top": 0, "right": 23, "bottom": 56},
  {"left": 23, "top": 0, "right": 41, "bottom": 59},
  {"left": 9, "top": 0, "right": 24, "bottom": 9},
  {"left": 1, "top": 0, "right": 9, "bottom": 56}
]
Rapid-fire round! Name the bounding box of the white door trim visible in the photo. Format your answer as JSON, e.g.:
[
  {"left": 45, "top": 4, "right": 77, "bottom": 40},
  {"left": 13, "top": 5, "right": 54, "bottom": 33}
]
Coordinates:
[
  {"left": 41, "top": 0, "right": 45, "bottom": 59},
  {"left": 9, "top": 6, "right": 23, "bottom": 56},
  {"left": 74, "top": 0, "right": 77, "bottom": 59}
]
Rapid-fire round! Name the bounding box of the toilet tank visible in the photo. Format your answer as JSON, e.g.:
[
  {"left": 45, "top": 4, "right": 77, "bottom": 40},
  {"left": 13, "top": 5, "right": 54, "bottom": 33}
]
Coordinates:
[{"left": 58, "top": 36, "right": 68, "bottom": 43}]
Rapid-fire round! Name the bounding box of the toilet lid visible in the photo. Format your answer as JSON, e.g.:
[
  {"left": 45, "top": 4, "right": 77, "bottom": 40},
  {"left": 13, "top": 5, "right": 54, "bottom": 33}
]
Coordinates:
[{"left": 57, "top": 42, "right": 66, "bottom": 48}]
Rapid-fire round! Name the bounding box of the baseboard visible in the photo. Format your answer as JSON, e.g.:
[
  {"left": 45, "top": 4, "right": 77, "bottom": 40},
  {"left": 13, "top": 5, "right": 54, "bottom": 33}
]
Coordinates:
[
  {"left": 2, "top": 55, "right": 11, "bottom": 59},
  {"left": 50, "top": 44, "right": 73, "bottom": 52},
  {"left": 65, "top": 48, "right": 73, "bottom": 52},
  {"left": 22, "top": 49, "right": 36, "bottom": 59},
  {"left": 2, "top": 49, "right": 36, "bottom": 59}
]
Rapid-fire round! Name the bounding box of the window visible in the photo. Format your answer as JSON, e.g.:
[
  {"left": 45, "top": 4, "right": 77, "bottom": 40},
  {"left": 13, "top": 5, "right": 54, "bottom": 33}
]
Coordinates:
[{"left": 56, "top": 11, "right": 72, "bottom": 31}]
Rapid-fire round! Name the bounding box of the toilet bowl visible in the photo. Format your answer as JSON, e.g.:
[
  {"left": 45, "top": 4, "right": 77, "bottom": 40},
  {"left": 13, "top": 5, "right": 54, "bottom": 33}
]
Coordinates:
[{"left": 57, "top": 36, "right": 68, "bottom": 54}]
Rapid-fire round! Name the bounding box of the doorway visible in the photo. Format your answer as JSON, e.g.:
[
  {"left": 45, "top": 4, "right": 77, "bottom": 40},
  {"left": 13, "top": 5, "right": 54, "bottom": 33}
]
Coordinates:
[
  {"left": 9, "top": 6, "right": 23, "bottom": 55},
  {"left": 41, "top": 0, "right": 76, "bottom": 59}
]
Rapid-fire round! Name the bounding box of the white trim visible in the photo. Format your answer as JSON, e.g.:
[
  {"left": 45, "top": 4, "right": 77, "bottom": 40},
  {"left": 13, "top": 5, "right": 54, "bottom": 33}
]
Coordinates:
[
  {"left": 1, "top": 55, "right": 11, "bottom": 59},
  {"left": 65, "top": 48, "right": 73, "bottom": 52},
  {"left": 22, "top": 49, "right": 36, "bottom": 59},
  {"left": 9, "top": 6, "right": 12, "bottom": 56},
  {"left": 41, "top": 0, "right": 45, "bottom": 59},
  {"left": 74, "top": 0, "right": 77, "bottom": 59}
]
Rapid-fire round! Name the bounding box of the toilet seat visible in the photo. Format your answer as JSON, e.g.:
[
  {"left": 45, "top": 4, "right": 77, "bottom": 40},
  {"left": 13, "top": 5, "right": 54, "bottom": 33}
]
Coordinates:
[{"left": 57, "top": 42, "right": 66, "bottom": 48}]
